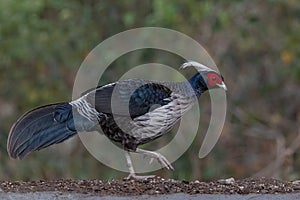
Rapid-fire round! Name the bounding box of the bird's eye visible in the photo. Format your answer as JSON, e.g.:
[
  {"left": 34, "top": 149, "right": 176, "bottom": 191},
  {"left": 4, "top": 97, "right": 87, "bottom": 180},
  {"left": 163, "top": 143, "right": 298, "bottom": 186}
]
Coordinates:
[{"left": 207, "top": 72, "right": 222, "bottom": 87}]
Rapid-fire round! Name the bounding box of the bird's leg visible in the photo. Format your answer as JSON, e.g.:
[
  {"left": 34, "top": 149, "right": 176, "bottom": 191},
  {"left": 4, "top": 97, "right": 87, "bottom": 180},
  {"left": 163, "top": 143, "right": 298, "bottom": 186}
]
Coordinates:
[
  {"left": 124, "top": 151, "right": 155, "bottom": 180},
  {"left": 135, "top": 148, "right": 174, "bottom": 170},
  {"left": 125, "top": 151, "right": 135, "bottom": 176}
]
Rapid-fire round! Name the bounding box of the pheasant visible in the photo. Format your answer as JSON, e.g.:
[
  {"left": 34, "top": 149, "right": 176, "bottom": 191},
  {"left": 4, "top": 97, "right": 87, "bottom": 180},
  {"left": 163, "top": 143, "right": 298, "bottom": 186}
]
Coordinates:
[{"left": 7, "top": 61, "right": 226, "bottom": 179}]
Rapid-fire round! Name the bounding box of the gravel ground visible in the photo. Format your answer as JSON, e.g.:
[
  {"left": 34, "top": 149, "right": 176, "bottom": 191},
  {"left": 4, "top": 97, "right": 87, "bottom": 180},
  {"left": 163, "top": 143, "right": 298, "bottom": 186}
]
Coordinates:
[{"left": 1, "top": 177, "right": 300, "bottom": 196}]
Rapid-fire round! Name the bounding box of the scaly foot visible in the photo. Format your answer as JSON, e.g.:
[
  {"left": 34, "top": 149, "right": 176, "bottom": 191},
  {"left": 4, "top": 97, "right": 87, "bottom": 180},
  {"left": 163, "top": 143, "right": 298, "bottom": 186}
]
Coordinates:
[{"left": 136, "top": 148, "right": 174, "bottom": 170}]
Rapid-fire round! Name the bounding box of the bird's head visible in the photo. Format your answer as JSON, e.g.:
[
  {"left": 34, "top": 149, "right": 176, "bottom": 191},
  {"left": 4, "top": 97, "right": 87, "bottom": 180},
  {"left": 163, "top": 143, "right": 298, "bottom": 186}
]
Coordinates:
[{"left": 181, "top": 61, "right": 227, "bottom": 95}]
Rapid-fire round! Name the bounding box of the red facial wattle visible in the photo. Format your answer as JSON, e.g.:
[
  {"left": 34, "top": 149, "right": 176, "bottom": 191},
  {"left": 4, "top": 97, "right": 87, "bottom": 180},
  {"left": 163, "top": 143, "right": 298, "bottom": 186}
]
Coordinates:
[{"left": 207, "top": 72, "right": 222, "bottom": 88}]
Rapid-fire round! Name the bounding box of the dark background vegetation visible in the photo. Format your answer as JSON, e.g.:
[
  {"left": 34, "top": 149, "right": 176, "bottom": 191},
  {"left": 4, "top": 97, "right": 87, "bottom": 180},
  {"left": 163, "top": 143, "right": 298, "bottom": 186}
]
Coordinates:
[{"left": 0, "top": 0, "right": 299, "bottom": 181}]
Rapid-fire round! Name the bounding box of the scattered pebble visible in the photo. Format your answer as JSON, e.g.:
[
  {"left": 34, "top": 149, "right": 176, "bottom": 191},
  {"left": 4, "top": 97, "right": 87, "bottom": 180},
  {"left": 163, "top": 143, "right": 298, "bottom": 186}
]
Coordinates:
[
  {"left": 0, "top": 177, "right": 298, "bottom": 195},
  {"left": 238, "top": 186, "right": 244, "bottom": 190},
  {"left": 292, "top": 180, "right": 300, "bottom": 185},
  {"left": 218, "top": 177, "right": 235, "bottom": 185}
]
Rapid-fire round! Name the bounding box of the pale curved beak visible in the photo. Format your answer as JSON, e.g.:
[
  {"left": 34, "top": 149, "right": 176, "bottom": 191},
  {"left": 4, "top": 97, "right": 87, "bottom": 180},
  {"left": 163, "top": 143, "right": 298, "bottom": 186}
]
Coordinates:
[{"left": 217, "top": 82, "right": 227, "bottom": 91}]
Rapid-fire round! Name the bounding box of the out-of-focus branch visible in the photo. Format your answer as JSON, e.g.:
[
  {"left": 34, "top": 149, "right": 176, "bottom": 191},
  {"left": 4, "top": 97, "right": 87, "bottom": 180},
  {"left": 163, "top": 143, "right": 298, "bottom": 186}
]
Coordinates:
[{"left": 249, "top": 127, "right": 300, "bottom": 178}]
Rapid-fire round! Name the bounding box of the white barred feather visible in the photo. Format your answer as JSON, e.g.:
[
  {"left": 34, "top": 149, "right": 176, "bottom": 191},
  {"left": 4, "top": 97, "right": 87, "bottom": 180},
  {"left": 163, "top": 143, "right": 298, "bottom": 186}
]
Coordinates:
[{"left": 70, "top": 95, "right": 100, "bottom": 122}]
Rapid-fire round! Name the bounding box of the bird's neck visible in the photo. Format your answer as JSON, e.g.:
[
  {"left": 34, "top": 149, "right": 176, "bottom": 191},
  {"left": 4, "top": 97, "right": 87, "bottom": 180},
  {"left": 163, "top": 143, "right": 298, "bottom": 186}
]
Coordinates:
[{"left": 188, "top": 73, "right": 208, "bottom": 97}]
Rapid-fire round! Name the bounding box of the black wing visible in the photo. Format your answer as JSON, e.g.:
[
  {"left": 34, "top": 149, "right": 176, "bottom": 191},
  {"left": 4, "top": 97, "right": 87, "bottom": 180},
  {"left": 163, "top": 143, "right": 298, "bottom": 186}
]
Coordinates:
[{"left": 84, "top": 80, "right": 172, "bottom": 118}]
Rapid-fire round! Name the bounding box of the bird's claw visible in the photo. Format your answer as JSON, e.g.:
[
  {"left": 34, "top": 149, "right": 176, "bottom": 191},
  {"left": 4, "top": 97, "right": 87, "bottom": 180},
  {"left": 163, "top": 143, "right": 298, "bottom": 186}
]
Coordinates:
[
  {"left": 136, "top": 148, "right": 174, "bottom": 171},
  {"left": 155, "top": 153, "right": 174, "bottom": 170}
]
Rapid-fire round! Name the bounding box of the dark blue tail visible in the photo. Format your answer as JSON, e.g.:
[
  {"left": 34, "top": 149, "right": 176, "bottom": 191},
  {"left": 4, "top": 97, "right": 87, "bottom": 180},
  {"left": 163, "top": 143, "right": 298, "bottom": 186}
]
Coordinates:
[{"left": 7, "top": 103, "right": 77, "bottom": 159}]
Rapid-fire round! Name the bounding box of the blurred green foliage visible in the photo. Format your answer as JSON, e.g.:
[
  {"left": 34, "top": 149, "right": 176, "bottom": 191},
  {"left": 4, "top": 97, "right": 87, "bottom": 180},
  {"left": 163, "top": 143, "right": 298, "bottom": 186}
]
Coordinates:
[{"left": 0, "top": 0, "right": 299, "bottom": 181}]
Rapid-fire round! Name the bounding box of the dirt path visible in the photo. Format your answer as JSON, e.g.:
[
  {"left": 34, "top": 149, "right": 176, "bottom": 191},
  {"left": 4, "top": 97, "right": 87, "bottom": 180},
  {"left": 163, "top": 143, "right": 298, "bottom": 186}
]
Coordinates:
[{"left": 1, "top": 177, "right": 300, "bottom": 196}]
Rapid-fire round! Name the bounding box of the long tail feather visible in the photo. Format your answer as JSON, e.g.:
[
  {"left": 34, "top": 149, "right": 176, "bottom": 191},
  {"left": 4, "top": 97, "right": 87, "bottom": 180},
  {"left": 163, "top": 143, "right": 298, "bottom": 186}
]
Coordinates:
[{"left": 7, "top": 103, "right": 77, "bottom": 159}]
